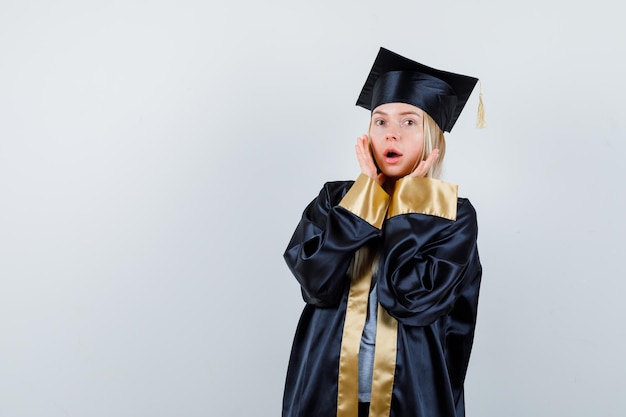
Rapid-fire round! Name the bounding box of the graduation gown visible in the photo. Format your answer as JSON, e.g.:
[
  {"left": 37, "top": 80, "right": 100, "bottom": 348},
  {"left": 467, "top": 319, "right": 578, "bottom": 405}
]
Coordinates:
[{"left": 283, "top": 174, "right": 482, "bottom": 417}]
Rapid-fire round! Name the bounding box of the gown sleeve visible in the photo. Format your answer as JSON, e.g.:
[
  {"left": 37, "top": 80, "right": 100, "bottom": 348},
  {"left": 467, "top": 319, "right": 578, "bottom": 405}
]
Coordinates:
[
  {"left": 284, "top": 175, "right": 390, "bottom": 307},
  {"left": 377, "top": 176, "right": 481, "bottom": 326}
]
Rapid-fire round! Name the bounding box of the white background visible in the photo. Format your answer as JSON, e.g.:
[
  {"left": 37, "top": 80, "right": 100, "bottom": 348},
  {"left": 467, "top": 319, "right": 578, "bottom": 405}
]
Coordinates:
[{"left": 1, "top": 1, "right": 624, "bottom": 416}]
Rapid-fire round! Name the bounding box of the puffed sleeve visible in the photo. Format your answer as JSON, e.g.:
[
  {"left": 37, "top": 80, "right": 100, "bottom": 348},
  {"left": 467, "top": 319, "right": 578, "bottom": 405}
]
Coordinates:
[
  {"left": 377, "top": 176, "right": 481, "bottom": 326},
  {"left": 284, "top": 175, "right": 390, "bottom": 306}
]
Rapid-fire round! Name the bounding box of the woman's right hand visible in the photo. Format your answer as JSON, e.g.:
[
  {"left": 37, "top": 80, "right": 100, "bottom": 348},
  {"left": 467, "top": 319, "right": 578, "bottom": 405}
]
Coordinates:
[{"left": 355, "top": 134, "right": 386, "bottom": 186}]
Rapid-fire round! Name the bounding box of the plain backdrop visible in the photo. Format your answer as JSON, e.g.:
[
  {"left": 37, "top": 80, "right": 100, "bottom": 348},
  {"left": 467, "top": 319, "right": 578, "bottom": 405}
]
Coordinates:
[{"left": 1, "top": 1, "right": 625, "bottom": 416}]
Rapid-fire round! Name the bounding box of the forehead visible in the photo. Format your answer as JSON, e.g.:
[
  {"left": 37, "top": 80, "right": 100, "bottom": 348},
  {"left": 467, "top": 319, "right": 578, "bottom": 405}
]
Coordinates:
[{"left": 372, "top": 102, "right": 424, "bottom": 115}]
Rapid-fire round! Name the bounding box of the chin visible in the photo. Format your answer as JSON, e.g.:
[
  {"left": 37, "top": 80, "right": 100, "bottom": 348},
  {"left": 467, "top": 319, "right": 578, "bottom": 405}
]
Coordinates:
[{"left": 382, "top": 169, "right": 410, "bottom": 180}]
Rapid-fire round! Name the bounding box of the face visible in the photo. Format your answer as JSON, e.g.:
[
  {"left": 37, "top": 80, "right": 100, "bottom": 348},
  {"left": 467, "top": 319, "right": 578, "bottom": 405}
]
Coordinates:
[{"left": 369, "top": 102, "right": 424, "bottom": 180}]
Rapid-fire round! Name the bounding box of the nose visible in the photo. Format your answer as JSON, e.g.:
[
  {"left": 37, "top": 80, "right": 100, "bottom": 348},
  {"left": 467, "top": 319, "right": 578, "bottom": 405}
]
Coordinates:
[{"left": 385, "top": 124, "right": 400, "bottom": 141}]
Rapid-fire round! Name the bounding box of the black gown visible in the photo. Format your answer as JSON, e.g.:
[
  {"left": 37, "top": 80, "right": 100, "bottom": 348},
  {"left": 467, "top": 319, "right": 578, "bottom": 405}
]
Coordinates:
[{"left": 283, "top": 174, "right": 482, "bottom": 417}]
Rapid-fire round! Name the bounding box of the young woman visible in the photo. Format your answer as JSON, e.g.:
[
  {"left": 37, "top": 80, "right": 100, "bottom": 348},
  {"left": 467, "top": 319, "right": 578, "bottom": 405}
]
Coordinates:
[{"left": 282, "top": 47, "right": 483, "bottom": 417}]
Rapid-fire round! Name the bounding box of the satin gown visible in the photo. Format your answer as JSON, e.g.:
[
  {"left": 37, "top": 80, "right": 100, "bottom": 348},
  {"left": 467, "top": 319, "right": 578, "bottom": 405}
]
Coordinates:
[{"left": 283, "top": 175, "right": 482, "bottom": 417}]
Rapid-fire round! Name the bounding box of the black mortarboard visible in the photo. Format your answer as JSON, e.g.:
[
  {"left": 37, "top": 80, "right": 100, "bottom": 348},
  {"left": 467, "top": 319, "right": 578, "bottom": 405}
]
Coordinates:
[{"left": 356, "top": 47, "right": 480, "bottom": 132}]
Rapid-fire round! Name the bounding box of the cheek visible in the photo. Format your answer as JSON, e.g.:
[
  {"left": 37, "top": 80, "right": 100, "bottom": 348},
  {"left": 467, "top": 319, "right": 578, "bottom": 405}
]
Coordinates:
[
  {"left": 368, "top": 125, "right": 379, "bottom": 140},
  {"left": 409, "top": 134, "right": 425, "bottom": 158},
  {"left": 367, "top": 132, "right": 384, "bottom": 150},
  {"left": 369, "top": 141, "right": 382, "bottom": 158},
  {"left": 368, "top": 141, "right": 386, "bottom": 164}
]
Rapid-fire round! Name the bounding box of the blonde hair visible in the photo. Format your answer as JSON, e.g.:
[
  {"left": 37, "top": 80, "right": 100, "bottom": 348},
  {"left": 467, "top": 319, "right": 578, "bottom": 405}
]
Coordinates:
[
  {"left": 422, "top": 112, "right": 446, "bottom": 179},
  {"left": 347, "top": 244, "right": 380, "bottom": 285}
]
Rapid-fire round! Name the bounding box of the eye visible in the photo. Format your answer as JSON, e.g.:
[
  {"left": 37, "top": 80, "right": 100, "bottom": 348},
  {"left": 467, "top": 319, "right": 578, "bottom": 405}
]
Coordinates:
[
  {"left": 403, "top": 119, "right": 415, "bottom": 126},
  {"left": 374, "top": 119, "right": 385, "bottom": 126}
]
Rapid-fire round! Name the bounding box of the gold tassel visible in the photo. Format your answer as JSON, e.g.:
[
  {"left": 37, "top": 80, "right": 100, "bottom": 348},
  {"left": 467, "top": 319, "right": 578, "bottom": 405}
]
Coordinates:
[{"left": 476, "top": 80, "right": 486, "bottom": 129}]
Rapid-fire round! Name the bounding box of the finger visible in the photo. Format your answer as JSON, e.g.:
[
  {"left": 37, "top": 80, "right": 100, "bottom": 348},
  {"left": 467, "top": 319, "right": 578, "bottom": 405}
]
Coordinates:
[
  {"left": 409, "top": 161, "right": 427, "bottom": 178},
  {"left": 422, "top": 148, "right": 439, "bottom": 171},
  {"left": 355, "top": 136, "right": 370, "bottom": 164},
  {"left": 355, "top": 135, "right": 377, "bottom": 178},
  {"left": 357, "top": 135, "right": 369, "bottom": 154},
  {"left": 428, "top": 148, "right": 440, "bottom": 163},
  {"left": 410, "top": 149, "right": 439, "bottom": 178}
]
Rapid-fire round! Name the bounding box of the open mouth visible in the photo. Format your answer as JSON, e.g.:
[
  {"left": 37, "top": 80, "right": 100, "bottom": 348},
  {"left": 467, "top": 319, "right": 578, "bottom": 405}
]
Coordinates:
[{"left": 384, "top": 148, "right": 403, "bottom": 161}]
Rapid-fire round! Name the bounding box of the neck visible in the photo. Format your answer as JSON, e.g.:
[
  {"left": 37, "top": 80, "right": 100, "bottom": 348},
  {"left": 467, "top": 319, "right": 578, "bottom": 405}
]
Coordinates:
[{"left": 383, "top": 179, "right": 397, "bottom": 195}]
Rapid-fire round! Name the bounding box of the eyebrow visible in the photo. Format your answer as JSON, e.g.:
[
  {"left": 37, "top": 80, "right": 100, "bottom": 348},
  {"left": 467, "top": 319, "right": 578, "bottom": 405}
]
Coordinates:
[{"left": 372, "top": 110, "right": 423, "bottom": 118}]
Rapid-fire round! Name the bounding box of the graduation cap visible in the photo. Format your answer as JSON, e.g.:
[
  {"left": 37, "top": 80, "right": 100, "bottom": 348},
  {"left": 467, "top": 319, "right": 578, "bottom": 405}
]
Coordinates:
[{"left": 356, "top": 47, "right": 483, "bottom": 132}]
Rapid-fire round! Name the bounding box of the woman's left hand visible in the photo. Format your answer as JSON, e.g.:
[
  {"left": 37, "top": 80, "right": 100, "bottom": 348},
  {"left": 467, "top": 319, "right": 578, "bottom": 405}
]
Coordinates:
[{"left": 407, "top": 149, "right": 439, "bottom": 178}]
